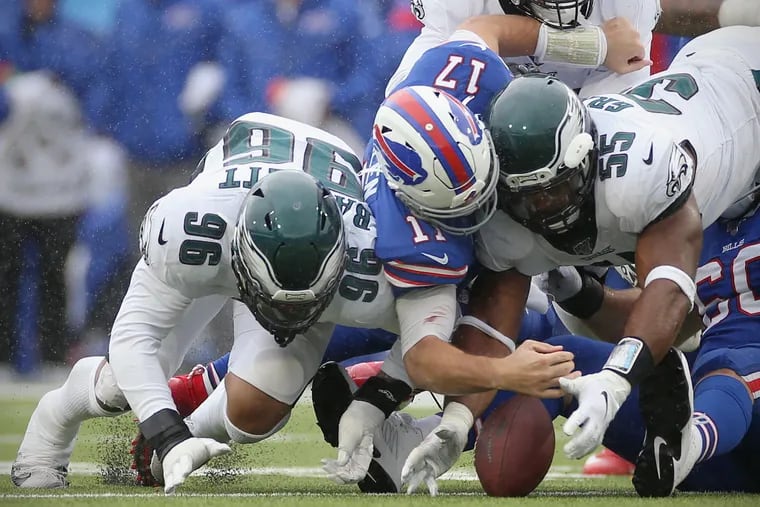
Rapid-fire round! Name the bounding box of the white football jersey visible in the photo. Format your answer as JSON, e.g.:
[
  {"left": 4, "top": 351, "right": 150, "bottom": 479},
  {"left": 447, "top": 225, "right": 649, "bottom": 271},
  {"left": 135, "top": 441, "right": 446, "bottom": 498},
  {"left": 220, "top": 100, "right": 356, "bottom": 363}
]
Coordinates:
[
  {"left": 478, "top": 27, "right": 760, "bottom": 275},
  {"left": 138, "top": 112, "right": 398, "bottom": 332},
  {"left": 389, "top": 0, "right": 661, "bottom": 96}
]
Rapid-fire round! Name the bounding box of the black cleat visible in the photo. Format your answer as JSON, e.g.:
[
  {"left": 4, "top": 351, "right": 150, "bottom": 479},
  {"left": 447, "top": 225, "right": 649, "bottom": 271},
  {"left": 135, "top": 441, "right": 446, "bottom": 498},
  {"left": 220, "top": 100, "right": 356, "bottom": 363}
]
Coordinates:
[
  {"left": 633, "top": 348, "right": 699, "bottom": 497},
  {"left": 312, "top": 362, "right": 357, "bottom": 447}
]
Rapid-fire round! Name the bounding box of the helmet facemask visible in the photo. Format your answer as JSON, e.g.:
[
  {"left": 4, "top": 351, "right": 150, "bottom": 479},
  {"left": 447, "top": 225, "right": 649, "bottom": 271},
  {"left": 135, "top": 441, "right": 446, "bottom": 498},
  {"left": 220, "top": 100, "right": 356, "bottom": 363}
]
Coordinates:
[
  {"left": 231, "top": 174, "right": 347, "bottom": 346},
  {"left": 498, "top": 85, "right": 598, "bottom": 237},
  {"left": 508, "top": 0, "right": 594, "bottom": 29}
]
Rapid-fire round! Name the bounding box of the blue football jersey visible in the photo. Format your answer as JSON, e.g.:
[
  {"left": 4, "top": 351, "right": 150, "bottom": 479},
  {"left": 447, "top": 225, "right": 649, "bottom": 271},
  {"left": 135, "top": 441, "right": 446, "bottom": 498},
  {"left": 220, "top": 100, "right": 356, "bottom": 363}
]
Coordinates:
[
  {"left": 696, "top": 210, "right": 760, "bottom": 350},
  {"left": 390, "top": 36, "right": 514, "bottom": 117},
  {"left": 364, "top": 169, "right": 473, "bottom": 292},
  {"left": 367, "top": 35, "right": 513, "bottom": 294}
]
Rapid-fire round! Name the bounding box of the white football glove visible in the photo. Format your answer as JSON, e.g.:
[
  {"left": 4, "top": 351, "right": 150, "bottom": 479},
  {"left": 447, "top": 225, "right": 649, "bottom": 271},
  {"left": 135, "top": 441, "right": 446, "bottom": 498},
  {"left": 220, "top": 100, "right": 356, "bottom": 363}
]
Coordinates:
[
  {"left": 321, "top": 399, "right": 385, "bottom": 485},
  {"left": 400, "top": 402, "right": 473, "bottom": 496},
  {"left": 160, "top": 437, "right": 231, "bottom": 494},
  {"left": 559, "top": 370, "right": 631, "bottom": 459}
]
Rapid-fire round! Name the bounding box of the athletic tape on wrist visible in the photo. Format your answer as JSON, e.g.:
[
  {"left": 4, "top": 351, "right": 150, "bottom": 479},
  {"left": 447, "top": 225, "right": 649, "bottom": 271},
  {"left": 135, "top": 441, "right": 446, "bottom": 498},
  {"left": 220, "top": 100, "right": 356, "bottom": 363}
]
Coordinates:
[
  {"left": 456, "top": 315, "right": 516, "bottom": 352},
  {"left": 644, "top": 265, "right": 696, "bottom": 311},
  {"left": 139, "top": 408, "right": 193, "bottom": 461},
  {"left": 536, "top": 24, "right": 605, "bottom": 67},
  {"left": 603, "top": 336, "right": 655, "bottom": 386},
  {"left": 353, "top": 375, "right": 413, "bottom": 418}
]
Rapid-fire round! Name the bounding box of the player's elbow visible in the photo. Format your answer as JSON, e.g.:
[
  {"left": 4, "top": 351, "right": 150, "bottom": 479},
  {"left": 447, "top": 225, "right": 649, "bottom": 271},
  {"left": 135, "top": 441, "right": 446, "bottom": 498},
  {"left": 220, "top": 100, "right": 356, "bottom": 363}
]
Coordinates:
[{"left": 402, "top": 336, "right": 445, "bottom": 390}]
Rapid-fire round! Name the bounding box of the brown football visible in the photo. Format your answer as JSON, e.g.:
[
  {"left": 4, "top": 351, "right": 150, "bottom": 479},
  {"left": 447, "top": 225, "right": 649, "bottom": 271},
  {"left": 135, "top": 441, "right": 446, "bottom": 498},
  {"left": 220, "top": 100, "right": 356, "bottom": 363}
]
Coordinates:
[{"left": 474, "top": 394, "right": 555, "bottom": 497}]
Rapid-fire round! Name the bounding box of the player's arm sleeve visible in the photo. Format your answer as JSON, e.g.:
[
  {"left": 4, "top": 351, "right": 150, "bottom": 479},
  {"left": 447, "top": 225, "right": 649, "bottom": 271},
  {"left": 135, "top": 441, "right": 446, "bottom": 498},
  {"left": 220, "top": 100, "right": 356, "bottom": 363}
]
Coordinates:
[
  {"left": 396, "top": 284, "right": 458, "bottom": 356},
  {"left": 608, "top": 140, "right": 695, "bottom": 234},
  {"left": 108, "top": 259, "right": 193, "bottom": 422}
]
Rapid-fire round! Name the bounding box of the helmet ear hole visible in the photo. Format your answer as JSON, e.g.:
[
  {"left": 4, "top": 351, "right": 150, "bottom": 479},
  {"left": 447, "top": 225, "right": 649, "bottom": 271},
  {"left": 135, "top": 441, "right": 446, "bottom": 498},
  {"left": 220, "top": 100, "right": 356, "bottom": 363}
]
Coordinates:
[{"left": 563, "top": 133, "right": 594, "bottom": 169}]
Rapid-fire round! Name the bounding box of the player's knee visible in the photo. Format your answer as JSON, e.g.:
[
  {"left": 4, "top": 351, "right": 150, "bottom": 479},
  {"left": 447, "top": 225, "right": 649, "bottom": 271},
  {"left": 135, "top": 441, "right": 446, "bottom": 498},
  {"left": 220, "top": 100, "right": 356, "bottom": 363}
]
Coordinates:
[
  {"left": 93, "top": 360, "right": 129, "bottom": 413},
  {"left": 224, "top": 409, "right": 290, "bottom": 444}
]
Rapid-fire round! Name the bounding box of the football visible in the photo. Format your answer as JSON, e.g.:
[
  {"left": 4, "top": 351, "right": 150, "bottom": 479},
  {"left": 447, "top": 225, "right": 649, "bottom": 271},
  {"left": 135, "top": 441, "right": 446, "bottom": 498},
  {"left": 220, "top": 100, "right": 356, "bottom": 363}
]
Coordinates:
[{"left": 474, "top": 394, "right": 555, "bottom": 497}]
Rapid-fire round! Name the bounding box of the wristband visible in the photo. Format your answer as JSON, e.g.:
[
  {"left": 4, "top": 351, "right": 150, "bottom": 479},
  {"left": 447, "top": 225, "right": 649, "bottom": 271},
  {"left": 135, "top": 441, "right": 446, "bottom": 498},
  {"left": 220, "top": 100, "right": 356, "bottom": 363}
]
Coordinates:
[
  {"left": 440, "top": 402, "right": 474, "bottom": 434},
  {"left": 603, "top": 336, "right": 655, "bottom": 386},
  {"left": 139, "top": 408, "right": 193, "bottom": 461},
  {"left": 353, "top": 375, "right": 413, "bottom": 418},
  {"left": 535, "top": 24, "right": 606, "bottom": 67},
  {"left": 557, "top": 269, "right": 604, "bottom": 319}
]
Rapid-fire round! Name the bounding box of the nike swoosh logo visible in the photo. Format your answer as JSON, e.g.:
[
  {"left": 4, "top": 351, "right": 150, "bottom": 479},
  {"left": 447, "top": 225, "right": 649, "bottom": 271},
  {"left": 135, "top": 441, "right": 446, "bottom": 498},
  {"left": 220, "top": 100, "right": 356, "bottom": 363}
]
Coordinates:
[
  {"left": 421, "top": 252, "right": 449, "bottom": 265},
  {"left": 158, "top": 219, "right": 168, "bottom": 245},
  {"left": 643, "top": 144, "right": 654, "bottom": 165},
  {"left": 654, "top": 436, "right": 667, "bottom": 480}
]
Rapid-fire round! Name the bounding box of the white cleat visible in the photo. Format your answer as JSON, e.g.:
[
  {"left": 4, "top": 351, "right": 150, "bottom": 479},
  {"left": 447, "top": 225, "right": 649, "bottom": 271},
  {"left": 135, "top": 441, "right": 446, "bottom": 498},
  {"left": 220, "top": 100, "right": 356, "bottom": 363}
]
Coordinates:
[
  {"left": 359, "top": 412, "right": 427, "bottom": 493},
  {"left": 11, "top": 391, "right": 78, "bottom": 489},
  {"left": 11, "top": 460, "right": 69, "bottom": 489}
]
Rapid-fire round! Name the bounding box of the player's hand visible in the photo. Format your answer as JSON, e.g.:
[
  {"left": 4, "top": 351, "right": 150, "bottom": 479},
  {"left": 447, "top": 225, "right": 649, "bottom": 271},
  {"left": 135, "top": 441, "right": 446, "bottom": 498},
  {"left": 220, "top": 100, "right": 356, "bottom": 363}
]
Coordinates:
[
  {"left": 401, "top": 403, "right": 472, "bottom": 496},
  {"left": 536, "top": 266, "right": 584, "bottom": 302},
  {"left": 601, "top": 17, "right": 651, "bottom": 74},
  {"left": 559, "top": 370, "right": 631, "bottom": 459},
  {"left": 496, "top": 340, "right": 578, "bottom": 398},
  {"left": 161, "top": 437, "right": 231, "bottom": 494},
  {"left": 321, "top": 400, "right": 385, "bottom": 484}
]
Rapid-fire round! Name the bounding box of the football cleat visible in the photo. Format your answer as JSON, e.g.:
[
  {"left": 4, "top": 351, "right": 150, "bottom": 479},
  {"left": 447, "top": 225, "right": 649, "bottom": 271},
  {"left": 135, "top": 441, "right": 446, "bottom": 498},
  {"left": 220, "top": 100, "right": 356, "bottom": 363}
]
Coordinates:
[
  {"left": 130, "top": 364, "right": 212, "bottom": 486},
  {"left": 359, "top": 411, "right": 426, "bottom": 493},
  {"left": 345, "top": 361, "right": 384, "bottom": 390},
  {"left": 11, "top": 461, "right": 69, "bottom": 489},
  {"left": 633, "top": 348, "right": 700, "bottom": 497},
  {"left": 168, "top": 364, "right": 213, "bottom": 418},
  {"left": 582, "top": 448, "right": 635, "bottom": 476},
  {"left": 312, "top": 361, "right": 358, "bottom": 447}
]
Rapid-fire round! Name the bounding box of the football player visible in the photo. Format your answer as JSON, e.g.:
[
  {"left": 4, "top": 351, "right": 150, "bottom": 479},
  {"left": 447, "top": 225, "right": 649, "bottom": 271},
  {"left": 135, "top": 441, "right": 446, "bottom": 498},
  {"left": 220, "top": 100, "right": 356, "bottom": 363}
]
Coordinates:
[
  {"left": 402, "top": 25, "right": 760, "bottom": 497},
  {"left": 392, "top": 0, "right": 661, "bottom": 98}
]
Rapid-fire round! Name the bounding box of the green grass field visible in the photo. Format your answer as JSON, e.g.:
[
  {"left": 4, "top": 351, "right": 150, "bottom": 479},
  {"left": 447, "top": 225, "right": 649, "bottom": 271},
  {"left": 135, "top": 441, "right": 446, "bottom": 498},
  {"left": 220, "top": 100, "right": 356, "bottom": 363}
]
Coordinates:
[{"left": 1, "top": 389, "right": 757, "bottom": 507}]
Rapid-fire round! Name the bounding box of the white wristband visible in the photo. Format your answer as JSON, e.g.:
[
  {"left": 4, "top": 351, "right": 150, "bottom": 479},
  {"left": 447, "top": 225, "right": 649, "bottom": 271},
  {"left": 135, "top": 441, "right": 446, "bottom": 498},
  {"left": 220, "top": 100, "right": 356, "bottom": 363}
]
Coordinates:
[
  {"left": 535, "top": 23, "right": 606, "bottom": 68},
  {"left": 441, "top": 401, "right": 474, "bottom": 434},
  {"left": 455, "top": 315, "right": 516, "bottom": 352},
  {"left": 644, "top": 265, "right": 696, "bottom": 311}
]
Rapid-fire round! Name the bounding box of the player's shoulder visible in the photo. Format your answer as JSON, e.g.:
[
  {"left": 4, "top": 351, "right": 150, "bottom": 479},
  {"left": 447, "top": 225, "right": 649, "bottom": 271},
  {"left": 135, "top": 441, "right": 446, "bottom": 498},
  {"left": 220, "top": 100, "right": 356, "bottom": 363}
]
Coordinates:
[
  {"left": 139, "top": 185, "right": 241, "bottom": 298},
  {"left": 475, "top": 210, "right": 552, "bottom": 274},
  {"left": 589, "top": 100, "right": 691, "bottom": 233},
  {"left": 364, "top": 172, "right": 473, "bottom": 288}
]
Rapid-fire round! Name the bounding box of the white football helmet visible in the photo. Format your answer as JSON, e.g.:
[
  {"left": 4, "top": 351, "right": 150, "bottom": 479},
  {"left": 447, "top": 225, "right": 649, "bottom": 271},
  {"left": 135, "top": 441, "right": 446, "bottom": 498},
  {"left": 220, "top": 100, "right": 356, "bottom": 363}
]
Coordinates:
[
  {"left": 371, "top": 85, "right": 498, "bottom": 235},
  {"left": 508, "top": 0, "right": 594, "bottom": 28}
]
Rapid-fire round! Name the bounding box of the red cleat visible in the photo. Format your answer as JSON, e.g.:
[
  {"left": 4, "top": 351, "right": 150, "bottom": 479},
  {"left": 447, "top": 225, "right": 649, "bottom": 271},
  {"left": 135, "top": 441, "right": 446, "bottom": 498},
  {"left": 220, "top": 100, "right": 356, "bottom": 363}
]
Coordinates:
[
  {"left": 582, "top": 448, "right": 635, "bottom": 476},
  {"left": 130, "top": 364, "right": 213, "bottom": 486},
  {"left": 168, "top": 364, "right": 213, "bottom": 418}
]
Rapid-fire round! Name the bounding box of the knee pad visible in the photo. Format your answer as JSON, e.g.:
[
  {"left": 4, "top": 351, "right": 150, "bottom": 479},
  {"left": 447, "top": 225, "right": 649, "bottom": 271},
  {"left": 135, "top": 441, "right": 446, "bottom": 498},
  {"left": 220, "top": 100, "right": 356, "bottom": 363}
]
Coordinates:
[
  {"left": 223, "top": 410, "right": 290, "bottom": 444},
  {"left": 93, "top": 360, "right": 129, "bottom": 413}
]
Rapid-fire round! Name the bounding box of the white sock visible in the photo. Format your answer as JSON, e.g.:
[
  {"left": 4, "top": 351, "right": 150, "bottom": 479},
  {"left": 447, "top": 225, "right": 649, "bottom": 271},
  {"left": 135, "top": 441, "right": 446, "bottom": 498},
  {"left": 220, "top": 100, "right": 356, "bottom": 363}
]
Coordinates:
[
  {"left": 16, "top": 356, "right": 113, "bottom": 466},
  {"left": 184, "top": 379, "right": 231, "bottom": 443}
]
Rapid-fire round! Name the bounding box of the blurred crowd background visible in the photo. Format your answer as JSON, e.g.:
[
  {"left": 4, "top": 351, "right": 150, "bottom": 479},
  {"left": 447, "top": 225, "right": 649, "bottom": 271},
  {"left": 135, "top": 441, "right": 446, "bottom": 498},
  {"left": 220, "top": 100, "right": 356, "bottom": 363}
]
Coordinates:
[{"left": 0, "top": 0, "right": 696, "bottom": 375}]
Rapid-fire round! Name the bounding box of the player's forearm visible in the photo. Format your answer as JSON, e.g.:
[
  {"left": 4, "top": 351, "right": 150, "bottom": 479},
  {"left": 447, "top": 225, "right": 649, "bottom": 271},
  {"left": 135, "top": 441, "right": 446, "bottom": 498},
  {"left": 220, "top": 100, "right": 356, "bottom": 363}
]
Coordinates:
[
  {"left": 582, "top": 286, "right": 641, "bottom": 341},
  {"left": 403, "top": 336, "right": 507, "bottom": 394},
  {"left": 108, "top": 262, "right": 191, "bottom": 421},
  {"left": 458, "top": 15, "right": 539, "bottom": 57}
]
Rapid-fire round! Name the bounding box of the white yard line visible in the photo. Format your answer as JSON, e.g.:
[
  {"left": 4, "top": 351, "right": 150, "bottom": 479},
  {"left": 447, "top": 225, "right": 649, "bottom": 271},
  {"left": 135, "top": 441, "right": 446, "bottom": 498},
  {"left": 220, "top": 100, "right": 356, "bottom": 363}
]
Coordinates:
[{"left": 0, "top": 460, "right": 592, "bottom": 482}]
